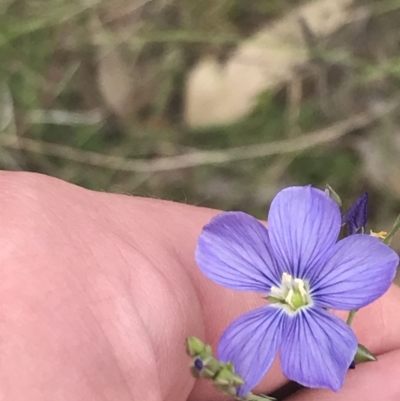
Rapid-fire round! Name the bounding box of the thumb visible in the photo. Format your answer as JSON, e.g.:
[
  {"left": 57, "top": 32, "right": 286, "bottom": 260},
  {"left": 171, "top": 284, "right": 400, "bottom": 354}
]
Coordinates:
[{"left": 286, "top": 349, "right": 400, "bottom": 401}]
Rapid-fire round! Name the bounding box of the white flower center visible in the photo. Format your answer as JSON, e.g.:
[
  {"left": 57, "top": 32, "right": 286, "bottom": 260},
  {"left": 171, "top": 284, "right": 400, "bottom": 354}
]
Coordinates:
[{"left": 268, "top": 273, "right": 312, "bottom": 312}]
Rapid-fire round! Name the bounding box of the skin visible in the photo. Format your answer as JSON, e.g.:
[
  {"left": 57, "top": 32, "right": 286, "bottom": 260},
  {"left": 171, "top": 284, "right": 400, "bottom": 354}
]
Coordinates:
[{"left": 0, "top": 171, "right": 399, "bottom": 401}]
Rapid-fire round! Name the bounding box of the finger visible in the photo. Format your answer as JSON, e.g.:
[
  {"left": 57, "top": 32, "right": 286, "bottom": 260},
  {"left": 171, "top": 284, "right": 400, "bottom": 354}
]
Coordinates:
[
  {"left": 286, "top": 349, "right": 400, "bottom": 401},
  {"left": 99, "top": 192, "right": 287, "bottom": 399},
  {"left": 3, "top": 172, "right": 399, "bottom": 401},
  {"left": 106, "top": 192, "right": 400, "bottom": 399},
  {"left": 0, "top": 172, "right": 164, "bottom": 401},
  {"left": 335, "top": 284, "right": 400, "bottom": 357}
]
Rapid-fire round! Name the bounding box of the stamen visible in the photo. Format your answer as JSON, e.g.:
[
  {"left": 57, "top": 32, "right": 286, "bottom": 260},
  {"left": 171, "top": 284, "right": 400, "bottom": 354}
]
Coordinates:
[
  {"left": 282, "top": 272, "right": 293, "bottom": 289},
  {"left": 268, "top": 273, "right": 312, "bottom": 312},
  {"left": 285, "top": 289, "right": 294, "bottom": 308},
  {"left": 370, "top": 230, "right": 388, "bottom": 240},
  {"left": 270, "top": 286, "right": 283, "bottom": 298},
  {"left": 294, "top": 278, "right": 307, "bottom": 301}
]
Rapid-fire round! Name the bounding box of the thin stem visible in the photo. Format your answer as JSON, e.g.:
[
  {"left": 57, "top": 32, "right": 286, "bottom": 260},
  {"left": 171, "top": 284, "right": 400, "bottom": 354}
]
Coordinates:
[{"left": 346, "top": 309, "right": 358, "bottom": 326}]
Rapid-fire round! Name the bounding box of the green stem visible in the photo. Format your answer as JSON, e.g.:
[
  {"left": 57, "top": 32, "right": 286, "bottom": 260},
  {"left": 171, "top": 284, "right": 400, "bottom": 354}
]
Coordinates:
[{"left": 346, "top": 309, "right": 358, "bottom": 326}]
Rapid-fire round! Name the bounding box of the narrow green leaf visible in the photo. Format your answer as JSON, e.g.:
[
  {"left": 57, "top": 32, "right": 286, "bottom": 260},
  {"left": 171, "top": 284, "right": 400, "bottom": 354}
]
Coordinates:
[
  {"left": 185, "top": 336, "right": 205, "bottom": 357},
  {"left": 383, "top": 213, "right": 400, "bottom": 245},
  {"left": 325, "top": 184, "right": 342, "bottom": 206}
]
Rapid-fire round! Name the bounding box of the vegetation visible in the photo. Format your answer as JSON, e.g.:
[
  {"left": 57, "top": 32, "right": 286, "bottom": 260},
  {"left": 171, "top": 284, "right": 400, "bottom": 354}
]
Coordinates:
[{"left": 1, "top": 0, "right": 400, "bottom": 243}]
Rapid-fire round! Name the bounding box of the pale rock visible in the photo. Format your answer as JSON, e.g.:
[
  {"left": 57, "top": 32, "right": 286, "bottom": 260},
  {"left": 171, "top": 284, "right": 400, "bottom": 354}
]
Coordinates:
[{"left": 185, "top": 0, "right": 361, "bottom": 127}]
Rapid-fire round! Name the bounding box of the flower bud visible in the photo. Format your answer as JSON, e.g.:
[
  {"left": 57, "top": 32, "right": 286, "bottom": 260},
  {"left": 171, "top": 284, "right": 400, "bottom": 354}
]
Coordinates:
[
  {"left": 342, "top": 192, "right": 368, "bottom": 235},
  {"left": 189, "top": 357, "right": 205, "bottom": 378},
  {"left": 189, "top": 353, "right": 222, "bottom": 379},
  {"left": 213, "top": 363, "right": 245, "bottom": 397},
  {"left": 213, "top": 365, "right": 235, "bottom": 386},
  {"left": 354, "top": 343, "right": 377, "bottom": 364},
  {"left": 213, "top": 370, "right": 237, "bottom": 396},
  {"left": 185, "top": 336, "right": 206, "bottom": 357}
]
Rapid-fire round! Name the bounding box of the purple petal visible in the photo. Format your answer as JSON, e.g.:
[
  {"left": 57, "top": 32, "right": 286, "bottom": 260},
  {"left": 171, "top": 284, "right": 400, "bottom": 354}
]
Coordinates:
[
  {"left": 281, "top": 308, "right": 357, "bottom": 391},
  {"left": 218, "top": 306, "right": 287, "bottom": 397},
  {"left": 311, "top": 234, "right": 399, "bottom": 310},
  {"left": 195, "top": 212, "right": 281, "bottom": 292},
  {"left": 268, "top": 186, "right": 341, "bottom": 278},
  {"left": 342, "top": 192, "right": 368, "bottom": 235}
]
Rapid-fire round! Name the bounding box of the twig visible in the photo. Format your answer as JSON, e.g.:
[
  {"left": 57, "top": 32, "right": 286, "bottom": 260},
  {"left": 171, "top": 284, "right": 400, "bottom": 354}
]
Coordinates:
[{"left": 1, "top": 99, "right": 398, "bottom": 173}]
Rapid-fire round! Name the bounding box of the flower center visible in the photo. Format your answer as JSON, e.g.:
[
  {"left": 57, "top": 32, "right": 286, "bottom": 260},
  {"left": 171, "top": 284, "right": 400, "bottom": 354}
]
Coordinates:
[{"left": 268, "top": 272, "right": 312, "bottom": 312}]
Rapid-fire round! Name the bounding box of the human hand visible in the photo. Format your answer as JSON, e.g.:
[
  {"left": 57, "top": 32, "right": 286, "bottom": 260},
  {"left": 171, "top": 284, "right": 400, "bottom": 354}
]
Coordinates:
[{"left": 0, "top": 171, "right": 399, "bottom": 401}]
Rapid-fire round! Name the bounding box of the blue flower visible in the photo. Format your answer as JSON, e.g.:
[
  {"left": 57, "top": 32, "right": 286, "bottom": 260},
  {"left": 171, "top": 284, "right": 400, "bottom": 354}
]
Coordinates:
[
  {"left": 196, "top": 186, "right": 398, "bottom": 395},
  {"left": 342, "top": 192, "right": 368, "bottom": 234}
]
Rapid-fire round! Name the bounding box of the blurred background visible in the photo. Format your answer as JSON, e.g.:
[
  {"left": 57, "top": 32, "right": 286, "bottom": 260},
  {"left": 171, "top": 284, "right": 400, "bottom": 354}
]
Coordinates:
[{"left": 1, "top": 0, "right": 400, "bottom": 255}]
